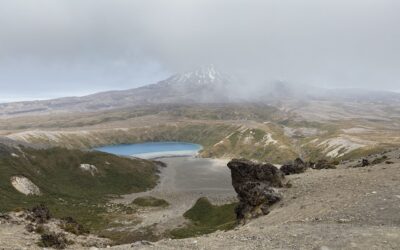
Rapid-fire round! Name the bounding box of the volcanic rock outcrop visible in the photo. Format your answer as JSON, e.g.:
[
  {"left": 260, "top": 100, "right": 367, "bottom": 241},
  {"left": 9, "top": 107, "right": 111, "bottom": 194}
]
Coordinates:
[
  {"left": 227, "top": 159, "right": 286, "bottom": 224},
  {"left": 280, "top": 158, "right": 308, "bottom": 175},
  {"left": 0, "top": 205, "right": 110, "bottom": 249},
  {"left": 28, "top": 204, "right": 51, "bottom": 224}
]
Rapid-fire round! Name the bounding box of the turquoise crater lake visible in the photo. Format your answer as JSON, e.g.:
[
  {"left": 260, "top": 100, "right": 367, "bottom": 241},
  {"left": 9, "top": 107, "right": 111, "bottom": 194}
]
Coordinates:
[{"left": 94, "top": 142, "right": 202, "bottom": 159}]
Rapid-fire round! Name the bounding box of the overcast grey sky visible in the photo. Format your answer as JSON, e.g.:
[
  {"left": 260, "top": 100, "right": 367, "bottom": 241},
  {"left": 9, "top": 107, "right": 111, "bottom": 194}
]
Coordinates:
[{"left": 0, "top": 0, "right": 399, "bottom": 101}]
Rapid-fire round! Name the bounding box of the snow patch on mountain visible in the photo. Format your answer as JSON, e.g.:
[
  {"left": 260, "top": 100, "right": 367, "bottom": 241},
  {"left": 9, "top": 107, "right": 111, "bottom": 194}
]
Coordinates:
[{"left": 163, "top": 65, "right": 230, "bottom": 88}]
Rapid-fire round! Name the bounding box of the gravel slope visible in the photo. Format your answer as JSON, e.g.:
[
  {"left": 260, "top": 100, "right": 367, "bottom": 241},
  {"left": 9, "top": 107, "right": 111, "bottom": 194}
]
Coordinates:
[{"left": 111, "top": 156, "right": 400, "bottom": 250}]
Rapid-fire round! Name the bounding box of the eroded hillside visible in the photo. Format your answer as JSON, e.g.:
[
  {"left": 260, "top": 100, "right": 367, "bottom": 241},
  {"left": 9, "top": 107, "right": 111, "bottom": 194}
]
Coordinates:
[{"left": 1, "top": 104, "right": 399, "bottom": 163}]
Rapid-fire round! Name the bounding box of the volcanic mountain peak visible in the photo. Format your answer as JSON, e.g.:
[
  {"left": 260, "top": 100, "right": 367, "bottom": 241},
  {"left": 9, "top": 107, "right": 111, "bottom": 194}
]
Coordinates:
[{"left": 163, "top": 65, "right": 230, "bottom": 87}]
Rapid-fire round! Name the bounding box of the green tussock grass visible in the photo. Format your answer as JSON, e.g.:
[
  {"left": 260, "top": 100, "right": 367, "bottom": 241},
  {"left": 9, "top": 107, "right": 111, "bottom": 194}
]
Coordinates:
[
  {"left": 132, "top": 196, "right": 169, "bottom": 207},
  {"left": 0, "top": 145, "right": 158, "bottom": 231},
  {"left": 170, "top": 197, "right": 237, "bottom": 239},
  {"left": 228, "top": 131, "right": 241, "bottom": 147}
]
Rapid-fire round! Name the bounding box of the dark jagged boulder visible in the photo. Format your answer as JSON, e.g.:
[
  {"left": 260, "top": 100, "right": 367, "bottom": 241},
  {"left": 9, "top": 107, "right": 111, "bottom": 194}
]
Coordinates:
[
  {"left": 227, "top": 159, "right": 286, "bottom": 224},
  {"left": 362, "top": 159, "right": 370, "bottom": 167},
  {"left": 312, "top": 159, "right": 336, "bottom": 170},
  {"left": 60, "top": 217, "right": 89, "bottom": 235},
  {"left": 280, "top": 158, "right": 308, "bottom": 175},
  {"left": 227, "top": 159, "right": 285, "bottom": 187},
  {"left": 353, "top": 158, "right": 370, "bottom": 168},
  {"left": 28, "top": 204, "right": 51, "bottom": 224},
  {"left": 39, "top": 232, "right": 70, "bottom": 249}
]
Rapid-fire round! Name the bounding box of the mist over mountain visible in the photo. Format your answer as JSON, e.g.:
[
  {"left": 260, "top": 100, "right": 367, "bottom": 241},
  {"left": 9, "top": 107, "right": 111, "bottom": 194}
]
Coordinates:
[
  {"left": 1, "top": 0, "right": 400, "bottom": 100},
  {"left": 0, "top": 65, "right": 399, "bottom": 117}
]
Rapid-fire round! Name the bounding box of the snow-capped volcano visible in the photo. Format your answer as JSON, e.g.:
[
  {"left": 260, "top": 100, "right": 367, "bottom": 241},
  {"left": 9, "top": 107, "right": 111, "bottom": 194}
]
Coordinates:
[
  {"left": 148, "top": 65, "right": 232, "bottom": 102},
  {"left": 160, "top": 65, "right": 231, "bottom": 87},
  {"left": 1, "top": 65, "right": 399, "bottom": 117},
  {"left": 0, "top": 66, "right": 235, "bottom": 116}
]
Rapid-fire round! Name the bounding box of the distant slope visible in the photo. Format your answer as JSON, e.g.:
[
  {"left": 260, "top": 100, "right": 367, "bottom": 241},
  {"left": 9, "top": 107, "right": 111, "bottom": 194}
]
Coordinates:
[
  {"left": 0, "top": 65, "right": 234, "bottom": 117},
  {"left": 1, "top": 65, "right": 399, "bottom": 117},
  {"left": 0, "top": 103, "right": 300, "bottom": 163},
  {"left": 2, "top": 102, "right": 400, "bottom": 163}
]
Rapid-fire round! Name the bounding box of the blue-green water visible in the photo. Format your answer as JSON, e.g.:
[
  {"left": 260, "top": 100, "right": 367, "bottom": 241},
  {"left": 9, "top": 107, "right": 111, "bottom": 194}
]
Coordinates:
[{"left": 94, "top": 142, "right": 202, "bottom": 158}]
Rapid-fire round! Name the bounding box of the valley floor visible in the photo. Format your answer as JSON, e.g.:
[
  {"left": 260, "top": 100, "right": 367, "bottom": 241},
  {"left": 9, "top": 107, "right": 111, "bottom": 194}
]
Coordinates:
[{"left": 110, "top": 157, "right": 236, "bottom": 235}]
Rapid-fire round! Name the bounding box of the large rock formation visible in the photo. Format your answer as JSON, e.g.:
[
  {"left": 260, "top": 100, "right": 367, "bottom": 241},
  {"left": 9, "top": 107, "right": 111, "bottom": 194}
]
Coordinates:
[
  {"left": 280, "top": 158, "right": 308, "bottom": 175},
  {"left": 227, "top": 159, "right": 286, "bottom": 224}
]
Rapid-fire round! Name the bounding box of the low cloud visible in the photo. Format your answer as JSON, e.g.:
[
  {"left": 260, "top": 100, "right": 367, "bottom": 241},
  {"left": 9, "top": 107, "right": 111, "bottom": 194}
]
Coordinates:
[{"left": 0, "top": 0, "right": 399, "bottom": 99}]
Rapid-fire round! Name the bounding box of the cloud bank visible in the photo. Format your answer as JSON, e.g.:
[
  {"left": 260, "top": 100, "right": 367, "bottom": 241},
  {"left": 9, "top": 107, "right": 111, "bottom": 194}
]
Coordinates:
[{"left": 0, "top": 0, "right": 399, "bottom": 100}]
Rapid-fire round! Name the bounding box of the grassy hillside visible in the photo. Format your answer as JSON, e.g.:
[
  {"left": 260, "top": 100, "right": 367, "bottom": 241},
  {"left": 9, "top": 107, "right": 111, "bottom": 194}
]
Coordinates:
[
  {"left": 170, "top": 197, "right": 237, "bottom": 239},
  {"left": 0, "top": 144, "right": 158, "bottom": 230}
]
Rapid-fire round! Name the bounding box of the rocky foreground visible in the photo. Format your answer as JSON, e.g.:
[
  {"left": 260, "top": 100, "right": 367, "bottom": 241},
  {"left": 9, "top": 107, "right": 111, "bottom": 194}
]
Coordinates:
[
  {"left": 1, "top": 151, "right": 400, "bottom": 249},
  {"left": 111, "top": 151, "right": 400, "bottom": 250},
  {"left": 0, "top": 205, "right": 111, "bottom": 249}
]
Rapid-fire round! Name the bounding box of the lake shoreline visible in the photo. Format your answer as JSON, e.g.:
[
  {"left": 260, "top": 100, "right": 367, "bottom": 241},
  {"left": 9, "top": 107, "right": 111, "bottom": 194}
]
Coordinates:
[{"left": 94, "top": 141, "right": 203, "bottom": 159}]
